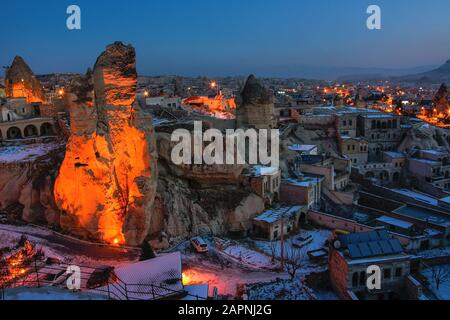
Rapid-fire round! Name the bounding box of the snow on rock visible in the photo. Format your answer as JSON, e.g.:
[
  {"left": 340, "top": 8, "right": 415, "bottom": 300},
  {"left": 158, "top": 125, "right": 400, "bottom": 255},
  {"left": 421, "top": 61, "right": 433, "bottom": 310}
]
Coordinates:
[{"left": 0, "top": 143, "right": 62, "bottom": 163}]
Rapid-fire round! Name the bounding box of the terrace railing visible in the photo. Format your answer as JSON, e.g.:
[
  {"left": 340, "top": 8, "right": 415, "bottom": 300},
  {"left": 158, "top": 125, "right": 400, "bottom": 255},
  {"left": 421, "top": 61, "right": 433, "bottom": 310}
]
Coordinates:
[{"left": 0, "top": 257, "right": 206, "bottom": 301}]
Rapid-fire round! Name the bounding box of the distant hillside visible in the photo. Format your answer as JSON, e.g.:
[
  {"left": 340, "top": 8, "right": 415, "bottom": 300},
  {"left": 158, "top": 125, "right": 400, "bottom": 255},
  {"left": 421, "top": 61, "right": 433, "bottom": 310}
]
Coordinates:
[
  {"left": 393, "top": 60, "right": 450, "bottom": 85},
  {"left": 335, "top": 65, "right": 434, "bottom": 83}
]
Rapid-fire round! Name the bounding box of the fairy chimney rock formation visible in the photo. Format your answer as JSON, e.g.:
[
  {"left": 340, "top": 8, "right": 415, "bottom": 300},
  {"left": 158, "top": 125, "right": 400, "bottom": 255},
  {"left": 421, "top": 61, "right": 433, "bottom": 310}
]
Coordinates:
[
  {"left": 5, "top": 56, "right": 45, "bottom": 103},
  {"left": 236, "top": 75, "right": 275, "bottom": 129},
  {"left": 433, "top": 83, "right": 449, "bottom": 114},
  {"left": 54, "top": 42, "right": 158, "bottom": 246}
]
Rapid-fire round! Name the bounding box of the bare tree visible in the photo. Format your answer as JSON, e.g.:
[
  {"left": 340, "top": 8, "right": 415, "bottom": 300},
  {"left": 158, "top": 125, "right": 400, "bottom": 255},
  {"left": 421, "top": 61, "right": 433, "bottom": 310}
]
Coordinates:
[
  {"left": 284, "top": 241, "right": 308, "bottom": 279},
  {"left": 269, "top": 241, "right": 278, "bottom": 262},
  {"left": 431, "top": 265, "right": 450, "bottom": 291}
]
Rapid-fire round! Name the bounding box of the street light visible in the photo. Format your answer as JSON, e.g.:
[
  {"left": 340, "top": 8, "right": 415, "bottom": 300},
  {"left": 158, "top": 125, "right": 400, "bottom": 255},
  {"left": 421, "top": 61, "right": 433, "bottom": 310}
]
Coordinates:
[{"left": 210, "top": 81, "right": 219, "bottom": 95}]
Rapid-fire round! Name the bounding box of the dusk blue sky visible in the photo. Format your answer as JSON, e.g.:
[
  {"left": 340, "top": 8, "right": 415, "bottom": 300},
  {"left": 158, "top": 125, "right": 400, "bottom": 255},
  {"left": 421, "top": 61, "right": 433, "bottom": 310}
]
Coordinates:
[{"left": 1, "top": 0, "right": 450, "bottom": 78}]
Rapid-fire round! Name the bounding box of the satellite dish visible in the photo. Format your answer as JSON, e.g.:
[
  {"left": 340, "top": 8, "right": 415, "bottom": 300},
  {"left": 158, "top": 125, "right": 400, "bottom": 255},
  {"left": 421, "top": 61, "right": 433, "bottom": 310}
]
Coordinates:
[{"left": 333, "top": 240, "right": 341, "bottom": 250}]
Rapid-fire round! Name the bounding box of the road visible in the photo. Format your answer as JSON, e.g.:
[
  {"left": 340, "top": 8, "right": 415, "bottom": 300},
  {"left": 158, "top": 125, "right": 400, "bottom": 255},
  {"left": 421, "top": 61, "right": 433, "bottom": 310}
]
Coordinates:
[{"left": 0, "top": 224, "right": 140, "bottom": 264}]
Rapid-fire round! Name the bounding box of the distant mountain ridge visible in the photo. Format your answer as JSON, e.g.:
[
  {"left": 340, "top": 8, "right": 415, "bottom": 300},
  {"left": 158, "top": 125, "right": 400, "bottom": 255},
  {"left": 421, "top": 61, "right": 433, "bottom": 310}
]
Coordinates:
[
  {"left": 335, "top": 60, "right": 450, "bottom": 84},
  {"left": 398, "top": 59, "right": 450, "bottom": 84}
]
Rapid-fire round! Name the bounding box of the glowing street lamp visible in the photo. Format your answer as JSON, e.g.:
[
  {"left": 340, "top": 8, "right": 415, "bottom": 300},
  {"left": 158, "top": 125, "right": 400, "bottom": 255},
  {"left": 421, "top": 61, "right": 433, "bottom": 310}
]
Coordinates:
[
  {"left": 144, "top": 90, "right": 149, "bottom": 97},
  {"left": 210, "top": 81, "right": 219, "bottom": 95}
]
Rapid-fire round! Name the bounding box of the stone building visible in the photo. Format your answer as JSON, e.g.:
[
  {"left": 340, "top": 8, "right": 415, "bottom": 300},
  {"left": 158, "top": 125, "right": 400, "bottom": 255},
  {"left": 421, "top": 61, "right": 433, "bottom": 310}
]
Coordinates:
[
  {"left": 336, "top": 110, "right": 359, "bottom": 138},
  {"left": 300, "top": 155, "right": 351, "bottom": 192},
  {"left": 236, "top": 75, "right": 275, "bottom": 129},
  {"left": 408, "top": 149, "right": 450, "bottom": 190},
  {"left": 0, "top": 98, "right": 55, "bottom": 140},
  {"left": 252, "top": 205, "right": 304, "bottom": 241},
  {"left": 354, "top": 161, "right": 402, "bottom": 185},
  {"left": 243, "top": 165, "right": 281, "bottom": 205},
  {"left": 357, "top": 113, "right": 403, "bottom": 160},
  {"left": 0, "top": 56, "right": 56, "bottom": 140},
  {"left": 339, "top": 136, "right": 369, "bottom": 166},
  {"left": 280, "top": 176, "right": 323, "bottom": 210},
  {"left": 329, "top": 230, "right": 412, "bottom": 300}
]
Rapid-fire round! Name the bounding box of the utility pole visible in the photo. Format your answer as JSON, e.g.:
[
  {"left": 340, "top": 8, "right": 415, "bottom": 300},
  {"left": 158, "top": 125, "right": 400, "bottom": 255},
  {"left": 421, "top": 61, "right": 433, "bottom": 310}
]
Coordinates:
[{"left": 280, "top": 216, "right": 284, "bottom": 270}]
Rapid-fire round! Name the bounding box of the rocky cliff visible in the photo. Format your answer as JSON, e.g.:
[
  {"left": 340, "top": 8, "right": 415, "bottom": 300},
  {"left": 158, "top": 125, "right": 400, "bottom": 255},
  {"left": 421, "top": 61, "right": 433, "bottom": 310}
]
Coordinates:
[
  {"left": 0, "top": 144, "right": 64, "bottom": 225},
  {"left": 236, "top": 75, "right": 275, "bottom": 129},
  {"left": 433, "top": 83, "right": 449, "bottom": 114},
  {"left": 5, "top": 56, "right": 45, "bottom": 103},
  {"left": 54, "top": 42, "right": 158, "bottom": 246},
  {"left": 149, "top": 156, "right": 265, "bottom": 249}
]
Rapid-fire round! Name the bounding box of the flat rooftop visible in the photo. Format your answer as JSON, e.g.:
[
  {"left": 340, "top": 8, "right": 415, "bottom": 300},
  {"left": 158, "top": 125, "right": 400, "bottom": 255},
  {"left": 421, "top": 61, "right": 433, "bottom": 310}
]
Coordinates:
[
  {"left": 254, "top": 205, "right": 303, "bottom": 224},
  {"left": 393, "top": 205, "right": 450, "bottom": 227},
  {"left": 390, "top": 188, "right": 439, "bottom": 206},
  {"left": 376, "top": 215, "right": 414, "bottom": 230},
  {"left": 288, "top": 144, "right": 317, "bottom": 152},
  {"left": 249, "top": 165, "right": 279, "bottom": 176},
  {"left": 283, "top": 176, "right": 323, "bottom": 188},
  {"left": 410, "top": 158, "right": 442, "bottom": 166},
  {"left": 384, "top": 151, "right": 405, "bottom": 159}
]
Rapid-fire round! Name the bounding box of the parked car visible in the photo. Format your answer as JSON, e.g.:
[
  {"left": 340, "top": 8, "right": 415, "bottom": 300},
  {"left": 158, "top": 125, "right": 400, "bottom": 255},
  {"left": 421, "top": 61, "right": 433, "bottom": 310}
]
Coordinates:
[{"left": 191, "top": 237, "right": 209, "bottom": 253}]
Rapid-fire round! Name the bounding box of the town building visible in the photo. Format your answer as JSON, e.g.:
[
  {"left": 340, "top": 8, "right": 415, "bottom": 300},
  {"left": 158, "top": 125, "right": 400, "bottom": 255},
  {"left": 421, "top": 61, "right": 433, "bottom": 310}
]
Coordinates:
[
  {"left": 252, "top": 205, "right": 304, "bottom": 240},
  {"left": 300, "top": 155, "right": 351, "bottom": 192},
  {"left": 0, "top": 98, "right": 56, "bottom": 140},
  {"left": 336, "top": 111, "right": 359, "bottom": 138},
  {"left": 329, "top": 230, "right": 413, "bottom": 300},
  {"left": 287, "top": 144, "right": 318, "bottom": 155},
  {"left": 280, "top": 175, "right": 323, "bottom": 210},
  {"left": 408, "top": 149, "right": 450, "bottom": 190},
  {"left": 243, "top": 166, "right": 281, "bottom": 205},
  {"left": 339, "top": 136, "right": 369, "bottom": 166},
  {"left": 146, "top": 96, "right": 182, "bottom": 109},
  {"left": 357, "top": 113, "right": 403, "bottom": 160}
]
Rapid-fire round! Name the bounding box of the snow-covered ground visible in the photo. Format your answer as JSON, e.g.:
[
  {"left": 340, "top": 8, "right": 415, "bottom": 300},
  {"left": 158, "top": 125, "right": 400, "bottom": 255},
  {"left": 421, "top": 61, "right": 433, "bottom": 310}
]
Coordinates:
[
  {"left": 1, "top": 224, "right": 337, "bottom": 300},
  {"left": 179, "top": 238, "right": 289, "bottom": 297},
  {"left": 0, "top": 224, "right": 139, "bottom": 267},
  {"left": 0, "top": 143, "right": 62, "bottom": 162},
  {"left": 0, "top": 224, "right": 65, "bottom": 262},
  {"left": 246, "top": 276, "right": 315, "bottom": 300},
  {"left": 421, "top": 264, "right": 450, "bottom": 300},
  {"left": 251, "top": 229, "right": 331, "bottom": 264},
  {"left": 3, "top": 287, "right": 108, "bottom": 300},
  {"left": 222, "top": 244, "right": 279, "bottom": 270},
  {"left": 179, "top": 230, "right": 334, "bottom": 299}
]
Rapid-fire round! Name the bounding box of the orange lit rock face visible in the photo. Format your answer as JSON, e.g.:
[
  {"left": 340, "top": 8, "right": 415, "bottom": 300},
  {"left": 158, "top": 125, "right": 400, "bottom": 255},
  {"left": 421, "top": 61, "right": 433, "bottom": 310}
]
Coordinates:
[
  {"left": 5, "top": 56, "right": 45, "bottom": 103},
  {"left": 183, "top": 95, "right": 236, "bottom": 119},
  {"left": 54, "top": 42, "right": 158, "bottom": 246}
]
